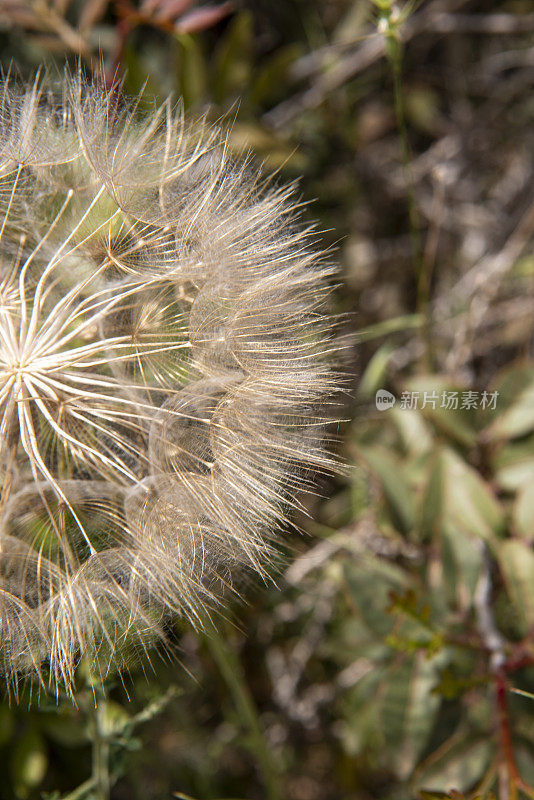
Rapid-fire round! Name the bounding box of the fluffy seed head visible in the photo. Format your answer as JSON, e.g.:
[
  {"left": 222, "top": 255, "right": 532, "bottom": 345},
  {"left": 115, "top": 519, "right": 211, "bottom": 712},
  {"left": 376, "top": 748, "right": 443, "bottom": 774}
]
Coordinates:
[{"left": 0, "top": 71, "right": 339, "bottom": 695}]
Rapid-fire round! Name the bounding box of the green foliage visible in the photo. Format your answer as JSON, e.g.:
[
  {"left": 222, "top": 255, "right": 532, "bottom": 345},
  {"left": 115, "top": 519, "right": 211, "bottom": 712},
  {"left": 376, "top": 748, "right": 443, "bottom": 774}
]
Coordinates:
[
  {"left": 308, "top": 359, "right": 534, "bottom": 797},
  {"left": 1, "top": 1, "right": 534, "bottom": 799}
]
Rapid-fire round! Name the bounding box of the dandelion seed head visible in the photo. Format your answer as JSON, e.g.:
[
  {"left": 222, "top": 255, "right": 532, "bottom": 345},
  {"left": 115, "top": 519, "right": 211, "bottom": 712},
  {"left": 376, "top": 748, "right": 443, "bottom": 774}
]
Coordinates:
[{"left": 0, "top": 71, "right": 339, "bottom": 696}]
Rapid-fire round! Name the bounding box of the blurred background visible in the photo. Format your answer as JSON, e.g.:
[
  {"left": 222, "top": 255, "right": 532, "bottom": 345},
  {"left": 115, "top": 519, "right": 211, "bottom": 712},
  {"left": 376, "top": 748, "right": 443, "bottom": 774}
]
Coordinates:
[{"left": 1, "top": 1, "right": 534, "bottom": 799}]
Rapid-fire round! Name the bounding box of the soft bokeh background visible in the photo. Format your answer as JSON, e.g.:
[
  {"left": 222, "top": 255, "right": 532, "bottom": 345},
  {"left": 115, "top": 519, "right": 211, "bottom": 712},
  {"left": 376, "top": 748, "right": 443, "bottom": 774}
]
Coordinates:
[{"left": 1, "top": 1, "right": 534, "bottom": 799}]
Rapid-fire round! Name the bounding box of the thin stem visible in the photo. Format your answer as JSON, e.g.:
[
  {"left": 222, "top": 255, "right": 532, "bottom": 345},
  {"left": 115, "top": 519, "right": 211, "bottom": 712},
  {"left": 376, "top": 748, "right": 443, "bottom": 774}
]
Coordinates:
[
  {"left": 60, "top": 778, "right": 97, "bottom": 800},
  {"left": 496, "top": 669, "right": 520, "bottom": 800},
  {"left": 205, "top": 620, "right": 282, "bottom": 800},
  {"left": 391, "top": 59, "right": 422, "bottom": 277},
  {"left": 91, "top": 698, "right": 110, "bottom": 800},
  {"left": 390, "top": 55, "right": 435, "bottom": 370}
]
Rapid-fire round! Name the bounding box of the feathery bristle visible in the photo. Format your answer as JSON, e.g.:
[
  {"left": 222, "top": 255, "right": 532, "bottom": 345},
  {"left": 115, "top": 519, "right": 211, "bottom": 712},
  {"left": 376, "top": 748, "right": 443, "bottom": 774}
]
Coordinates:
[{"left": 0, "top": 71, "right": 340, "bottom": 696}]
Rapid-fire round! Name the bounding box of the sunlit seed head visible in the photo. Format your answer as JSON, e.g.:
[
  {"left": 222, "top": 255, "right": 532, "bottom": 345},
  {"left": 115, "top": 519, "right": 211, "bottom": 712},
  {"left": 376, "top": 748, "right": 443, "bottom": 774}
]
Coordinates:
[{"left": 0, "top": 70, "right": 340, "bottom": 697}]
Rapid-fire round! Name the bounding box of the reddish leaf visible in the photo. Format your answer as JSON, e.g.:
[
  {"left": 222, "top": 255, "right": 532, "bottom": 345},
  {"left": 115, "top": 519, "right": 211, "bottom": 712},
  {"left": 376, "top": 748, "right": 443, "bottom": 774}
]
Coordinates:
[
  {"left": 142, "top": 0, "right": 195, "bottom": 21},
  {"left": 175, "top": 2, "right": 234, "bottom": 33}
]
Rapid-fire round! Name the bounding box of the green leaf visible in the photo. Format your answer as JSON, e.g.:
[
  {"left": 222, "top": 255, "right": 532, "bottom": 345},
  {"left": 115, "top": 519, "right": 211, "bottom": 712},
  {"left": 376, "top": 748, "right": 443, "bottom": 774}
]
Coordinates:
[
  {"left": 417, "top": 738, "right": 493, "bottom": 794},
  {"left": 492, "top": 434, "right": 534, "bottom": 490},
  {"left": 491, "top": 362, "right": 534, "bottom": 413},
  {"left": 485, "top": 377, "right": 534, "bottom": 440},
  {"left": 357, "top": 344, "right": 394, "bottom": 399},
  {"left": 382, "top": 651, "right": 445, "bottom": 778},
  {"left": 404, "top": 377, "right": 477, "bottom": 448},
  {"left": 391, "top": 407, "right": 434, "bottom": 455},
  {"left": 357, "top": 445, "right": 415, "bottom": 534},
  {"left": 513, "top": 482, "right": 534, "bottom": 540},
  {"left": 441, "top": 521, "right": 484, "bottom": 611},
  {"left": 213, "top": 11, "right": 253, "bottom": 104},
  {"left": 441, "top": 449, "right": 505, "bottom": 544},
  {"left": 343, "top": 554, "right": 408, "bottom": 637},
  {"left": 357, "top": 313, "right": 424, "bottom": 343},
  {"left": 498, "top": 539, "right": 534, "bottom": 629},
  {"left": 336, "top": 684, "right": 383, "bottom": 756},
  {"left": 177, "top": 33, "right": 208, "bottom": 108}
]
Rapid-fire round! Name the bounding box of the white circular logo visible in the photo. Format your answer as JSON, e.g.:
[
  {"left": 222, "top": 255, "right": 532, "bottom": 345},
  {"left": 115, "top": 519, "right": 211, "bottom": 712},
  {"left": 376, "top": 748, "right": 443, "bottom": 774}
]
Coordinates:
[{"left": 375, "top": 389, "right": 396, "bottom": 411}]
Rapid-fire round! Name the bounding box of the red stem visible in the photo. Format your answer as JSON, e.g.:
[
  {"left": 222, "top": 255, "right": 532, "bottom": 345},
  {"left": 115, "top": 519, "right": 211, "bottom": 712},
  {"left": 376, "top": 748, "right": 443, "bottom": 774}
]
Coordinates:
[{"left": 495, "top": 669, "right": 520, "bottom": 788}]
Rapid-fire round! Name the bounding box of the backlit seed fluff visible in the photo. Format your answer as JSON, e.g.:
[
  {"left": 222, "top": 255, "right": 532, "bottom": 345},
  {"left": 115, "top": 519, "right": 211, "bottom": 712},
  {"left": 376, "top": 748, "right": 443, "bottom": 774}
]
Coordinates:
[{"left": 0, "top": 72, "right": 339, "bottom": 694}]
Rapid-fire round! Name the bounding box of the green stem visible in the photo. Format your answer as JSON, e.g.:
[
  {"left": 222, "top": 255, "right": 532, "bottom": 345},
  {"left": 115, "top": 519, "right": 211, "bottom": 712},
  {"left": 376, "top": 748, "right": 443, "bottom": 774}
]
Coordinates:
[
  {"left": 60, "top": 778, "right": 97, "bottom": 800},
  {"left": 91, "top": 698, "right": 110, "bottom": 800},
  {"left": 389, "top": 39, "right": 435, "bottom": 369},
  {"left": 392, "top": 58, "right": 422, "bottom": 277},
  {"left": 205, "top": 620, "right": 282, "bottom": 800}
]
